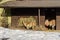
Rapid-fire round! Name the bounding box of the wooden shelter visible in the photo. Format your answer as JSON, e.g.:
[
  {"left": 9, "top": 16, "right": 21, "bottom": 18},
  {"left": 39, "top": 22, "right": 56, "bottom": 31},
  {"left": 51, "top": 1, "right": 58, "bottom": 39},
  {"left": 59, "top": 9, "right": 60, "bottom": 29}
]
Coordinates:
[{"left": 0, "top": 1, "right": 60, "bottom": 30}]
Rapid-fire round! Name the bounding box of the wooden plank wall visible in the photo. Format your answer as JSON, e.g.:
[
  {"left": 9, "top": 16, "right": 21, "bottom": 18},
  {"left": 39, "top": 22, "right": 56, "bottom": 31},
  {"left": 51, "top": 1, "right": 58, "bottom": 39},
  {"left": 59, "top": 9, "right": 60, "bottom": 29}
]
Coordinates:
[
  {"left": 40, "top": 16, "right": 45, "bottom": 26},
  {"left": 56, "top": 16, "right": 60, "bottom": 30}
]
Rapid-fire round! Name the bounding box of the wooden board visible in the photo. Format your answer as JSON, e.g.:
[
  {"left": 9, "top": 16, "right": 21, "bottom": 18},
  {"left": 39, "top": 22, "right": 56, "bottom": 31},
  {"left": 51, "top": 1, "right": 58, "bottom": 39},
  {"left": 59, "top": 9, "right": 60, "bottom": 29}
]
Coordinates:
[
  {"left": 0, "top": 1, "right": 60, "bottom": 8},
  {"left": 56, "top": 16, "right": 60, "bottom": 30}
]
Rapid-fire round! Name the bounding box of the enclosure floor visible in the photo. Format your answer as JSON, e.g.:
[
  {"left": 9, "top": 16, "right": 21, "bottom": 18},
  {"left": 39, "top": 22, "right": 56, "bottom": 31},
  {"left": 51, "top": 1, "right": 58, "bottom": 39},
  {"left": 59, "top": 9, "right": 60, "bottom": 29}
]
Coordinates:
[{"left": 0, "top": 27, "right": 60, "bottom": 40}]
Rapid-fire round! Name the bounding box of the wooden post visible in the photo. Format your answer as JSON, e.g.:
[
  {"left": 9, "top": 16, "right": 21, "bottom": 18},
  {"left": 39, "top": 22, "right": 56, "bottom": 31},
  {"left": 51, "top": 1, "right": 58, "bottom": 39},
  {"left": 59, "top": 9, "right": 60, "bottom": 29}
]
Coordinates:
[{"left": 38, "top": 9, "right": 40, "bottom": 27}]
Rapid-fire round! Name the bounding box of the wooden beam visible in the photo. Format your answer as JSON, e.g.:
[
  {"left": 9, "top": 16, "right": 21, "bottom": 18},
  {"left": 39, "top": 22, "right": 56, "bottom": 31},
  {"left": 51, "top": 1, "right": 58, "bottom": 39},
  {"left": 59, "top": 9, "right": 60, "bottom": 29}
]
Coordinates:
[
  {"left": 0, "top": 1, "right": 60, "bottom": 8},
  {"left": 38, "top": 9, "right": 40, "bottom": 27}
]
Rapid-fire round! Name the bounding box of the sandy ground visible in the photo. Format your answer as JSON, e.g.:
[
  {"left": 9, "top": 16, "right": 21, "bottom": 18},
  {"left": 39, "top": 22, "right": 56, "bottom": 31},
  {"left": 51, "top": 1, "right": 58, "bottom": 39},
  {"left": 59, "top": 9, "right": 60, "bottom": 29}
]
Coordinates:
[{"left": 0, "top": 27, "right": 60, "bottom": 40}]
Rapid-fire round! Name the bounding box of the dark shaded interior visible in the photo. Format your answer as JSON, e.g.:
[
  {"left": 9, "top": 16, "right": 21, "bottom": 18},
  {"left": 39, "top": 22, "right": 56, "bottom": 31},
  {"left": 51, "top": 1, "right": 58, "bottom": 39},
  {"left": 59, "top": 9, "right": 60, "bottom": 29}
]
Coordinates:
[
  {"left": 45, "top": 8, "right": 56, "bottom": 20},
  {"left": 41, "top": 8, "right": 56, "bottom": 20},
  {"left": 11, "top": 8, "right": 38, "bottom": 16},
  {"left": 56, "top": 8, "right": 60, "bottom": 16},
  {"left": 40, "top": 8, "right": 60, "bottom": 16}
]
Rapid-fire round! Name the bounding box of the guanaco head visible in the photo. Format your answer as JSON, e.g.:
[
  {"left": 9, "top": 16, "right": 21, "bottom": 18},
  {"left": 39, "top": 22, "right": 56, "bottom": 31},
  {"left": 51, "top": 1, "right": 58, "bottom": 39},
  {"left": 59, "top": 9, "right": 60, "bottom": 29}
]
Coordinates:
[{"left": 45, "top": 19, "right": 49, "bottom": 26}]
